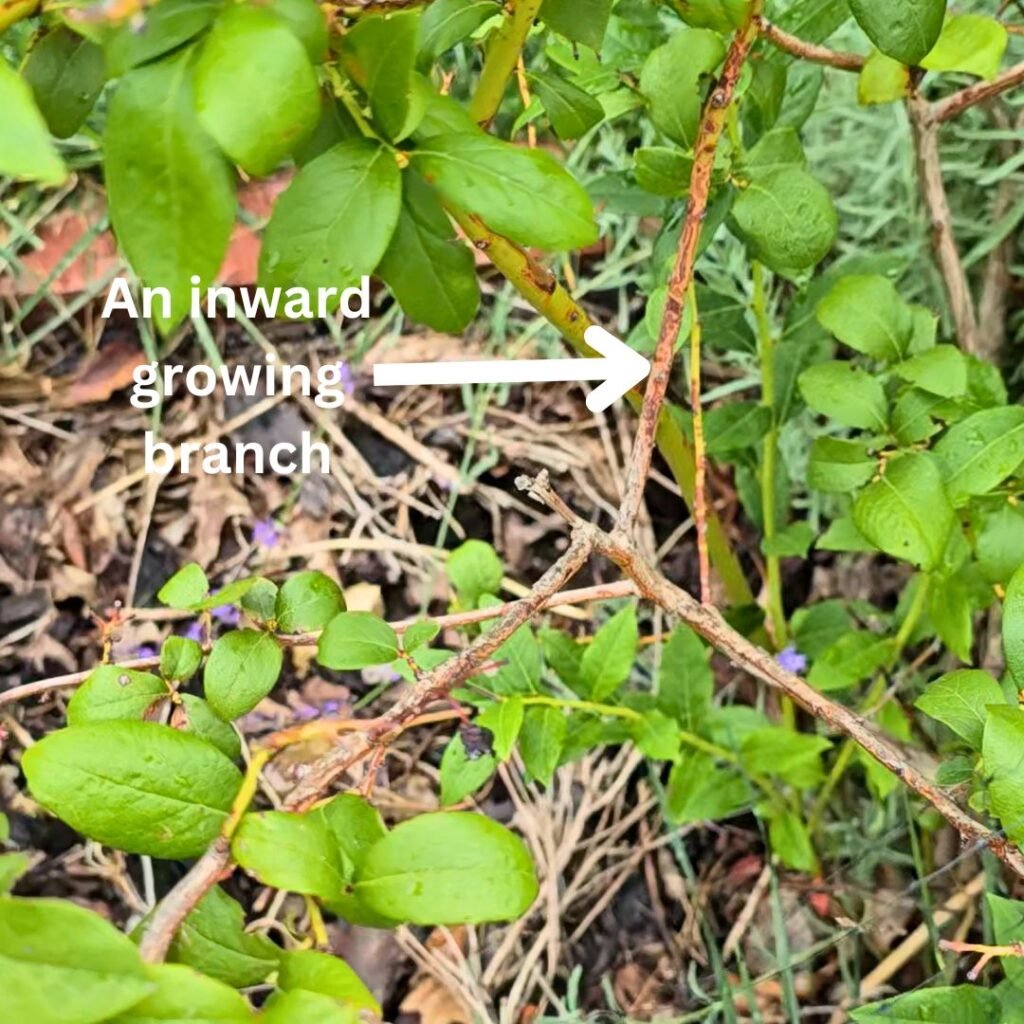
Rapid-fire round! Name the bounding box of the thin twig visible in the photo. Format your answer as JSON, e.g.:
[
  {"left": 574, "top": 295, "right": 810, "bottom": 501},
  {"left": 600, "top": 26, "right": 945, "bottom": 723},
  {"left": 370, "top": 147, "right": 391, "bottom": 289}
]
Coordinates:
[
  {"left": 757, "top": 17, "right": 866, "bottom": 70},
  {"left": 932, "top": 61, "right": 1024, "bottom": 122}
]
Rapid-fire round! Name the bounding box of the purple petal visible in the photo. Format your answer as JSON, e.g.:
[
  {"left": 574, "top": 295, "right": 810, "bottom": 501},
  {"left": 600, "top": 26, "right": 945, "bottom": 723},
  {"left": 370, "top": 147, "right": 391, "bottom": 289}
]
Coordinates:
[
  {"left": 252, "top": 518, "right": 281, "bottom": 548},
  {"left": 776, "top": 646, "right": 808, "bottom": 674},
  {"left": 212, "top": 605, "right": 242, "bottom": 626},
  {"left": 183, "top": 621, "right": 205, "bottom": 643}
]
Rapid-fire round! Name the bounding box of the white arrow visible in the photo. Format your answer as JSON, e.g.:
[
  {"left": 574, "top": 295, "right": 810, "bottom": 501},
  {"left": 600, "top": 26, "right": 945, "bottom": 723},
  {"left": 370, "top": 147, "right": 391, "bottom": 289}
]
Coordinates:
[{"left": 372, "top": 325, "right": 651, "bottom": 414}]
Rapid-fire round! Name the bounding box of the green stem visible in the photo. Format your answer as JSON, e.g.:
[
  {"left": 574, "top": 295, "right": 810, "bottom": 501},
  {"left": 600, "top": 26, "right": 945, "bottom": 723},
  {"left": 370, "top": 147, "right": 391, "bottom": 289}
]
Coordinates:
[
  {"left": 451, "top": 209, "right": 755, "bottom": 608},
  {"left": 752, "top": 260, "right": 786, "bottom": 648},
  {"left": 808, "top": 574, "right": 933, "bottom": 832},
  {"left": 468, "top": 0, "right": 545, "bottom": 126}
]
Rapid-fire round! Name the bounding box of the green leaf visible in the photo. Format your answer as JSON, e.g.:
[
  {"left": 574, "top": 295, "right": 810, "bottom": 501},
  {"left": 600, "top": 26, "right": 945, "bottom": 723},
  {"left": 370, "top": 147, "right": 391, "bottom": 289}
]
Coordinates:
[
  {"left": 657, "top": 625, "right": 712, "bottom": 732},
  {"left": 853, "top": 453, "right": 953, "bottom": 571},
  {"left": 195, "top": 4, "right": 319, "bottom": 174},
  {"left": 665, "top": 751, "right": 751, "bottom": 825},
  {"left": 1005, "top": 564, "right": 1024, "bottom": 689},
  {"left": 67, "top": 667, "right": 167, "bottom": 726},
  {"left": 791, "top": 600, "right": 852, "bottom": 658},
  {"left": 893, "top": 345, "right": 967, "bottom": 398},
  {"left": 295, "top": 96, "right": 362, "bottom": 166},
  {"left": 766, "top": 809, "right": 816, "bottom": 872},
  {"left": 518, "top": 706, "right": 567, "bottom": 785},
  {"left": 278, "top": 950, "right": 379, "bottom": 1015},
  {"left": 440, "top": 734, "right": 497, "bottom": 805},
  {"left": 634, "top": 147, "right": 692, "bottom": 198},
  {"left": 762, "top": 522, "right": 815, "bottom": 558},
  {"left": 580, "top": 605, "right": 638, "bottom": 700},
  {"left": 673, "top": 0, "right": 752, "bottom": 32},
  {"left": 262, "top": 989, "right": 359, "bottom": 1024},
  {"left": 204, "top": 629, "right": 283, "bottom": 721},
  {"left": 921, "top": 14, "right": 1007, "bottom": 80},
  {"left": 377, "top": 170, "right": 481, "bottom": 333},
  {"left": 194, "top": 577, "right": 267, "bottom": 612},
  {"left": 817, "top": 517, "right": 878, "bottom": 553},
  {"left": 0, "top": 853, "right": 28, "bottom": 894},
  {"left": 0, "top": 896, "right": 153, "bottom": 1024},
  {"left": 412, "top": 131, "right": 597, "bottom": 251},
  {"left": 933, "top": 406, "right": 1024, "bottom": 506},
  {"left": 0, "top": 61, "right": 68, "bottom": 186},
  {"left": 630, "top": 710, "right": 680, "bottom": 761},
  {"left": 915, "top": 669, "right": 1003, "bottom": 750},
  {"left": 23, "top": 27, "right": 105, "bottom": 139},
  {"left": 988, "top": 894, "right": 1024, "bottom": 991},
  {"left": 418, "top": 0, "right": 499, "bottom": 67},
  {"left": 23, "top": 722, "right": 241, "bottom": 858},
  {"left": 158, "top": 564, "right": 210, "bottom": 609},
  {"left": 354, "top": 812, "right": 538, "bottom": 924},
  {"left": 808, "top": 437, "right": 877, "bottom": 492},
  {"left": 704, "top": 401, "right": 772, "bottom": 456},
  {"left": 160, "top": 636, "right": 203, "bottom": 683},
  {"left": 108, "top": 963, "right": 251, "bottom": 1023},
  {"left": 858, "top": 49, "right": 910, "bottom": 105},
  {"left": 275, "top": 571, "right": 346, "bottom": 633},
  {"left": 341, "top": 11, "right": 424, "bottom": 142},
  {"left": 848, "top": 0, "right": 946, "bottom": 66},
  {"left": 798, "top": 361, "right": 889, "bottom": 430},
  {"left": 808, "top": 631, "right": 893, "bottom": 691},
  {"left": 530, "top": 70, "right": 604, "bottom": 140},
  {"left": 176, "top": 694, "right": 242, "bottom": 761},
  {"left": 476, "top": 697, "right": 525, "bottom": 760},
  {"left": 447, "top": 540, "right": 504, "bottom": 607},
  {"left": 260, "top": 140, "right": 402, "bottom": 294},
  {"left": 639, "top": 28, "right": 725, "bottom": 148},
  {"left": 850, "top": 985, "right": 1001, "bottom": 1023},
  {"left": 168, "top": 886, "right": 280, "bottom": 988},
  {"left": 241, "top": 579, "right": 279, "bottom": 623},
  {"left": 740, "top": 126, "right": 806, "bottom": 176},
  {"left": 233, "top": 810, "right": 350, "bottom": 897},
  {"left": 267, "top": 0, "right": 329, "bottom": 62},
  {"left": 929, "top": 573, "right": 973, "bottom": 663},
  {"left": 100, "top": 0, "right": 220, "bottom": 76},
  {"left": 983, "top": 705, "right": 1024, "bottom": 846},
  {"left": 974, "top": 506, "right": 1024, "bottom": 585},
  {"left": 539, "top": 629, "right": 585, "bottom": 694},
  {"left": 317, "top": 612, "right": 401, "bottom": 670},
  {"left": 402, "top": 620, "right": 441, "bottom": 654},
  {"left": 892, "top": 388, "right": 944, "bottom": 445},
  {"left": 731, "top": 167, "right": 837, "bottom": 275},
  {"left": 105, "top": 53, "right": 235, "bottom": 332},
  {"left": 540, "top": 0, "right": 612, "bottom": 49},
  {"left": 816, "top": 275, "right": 914, "bottom": 361},
  {"left": 740, "top": 728, "right": 831, "bottom": 787}
]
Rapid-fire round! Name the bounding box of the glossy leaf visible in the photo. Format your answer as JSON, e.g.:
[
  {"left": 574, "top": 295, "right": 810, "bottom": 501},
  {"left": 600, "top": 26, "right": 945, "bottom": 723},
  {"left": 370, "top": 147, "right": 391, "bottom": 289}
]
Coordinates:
[
  {"left": 23, "top": 27, "right": 105, "bottom": 139},
  {"left": 915, "top": 669, "right": 1003, "bottom": 749},
  {"left": 108, "top": 963, "right": 251, "bottom": 1023},
  {"left": 275, "top": 571, "right": 346, "bottom": 633},
  {"left": 23, "top": 722, "right": 241, "bottom": 858},
  {"left": 261, "top": 989, "right": 358, "bottom": 1023},
  {"left": 204, "top": 629, "right": 283, "bottom": 721},
  {"left": 176, "top": 694, "right": 242, "bottom": 761},
  {"left": 67, "top": 667, "right": 167, "bottom": 726},
  {"left": 160, "top": 636, "right": 204, "bottom": 683},
  {"left": 278, "top": 950, "right": 379, "bottom": 1015},
  {"left": 808, "top": 438, "right": 877, "bottom": 492},
  {"left": 848, "top": 0, "right": 946, "bottom": 66},
  {"left": 816, "top": 274, "right": 914, "bottom": 362},
  {"left": 157, "top": 563, "right": 209, "bottom": 609},
  {"left": 933, "top": 406, "right": 1024, "bottom": 506},
  {"left": 317, "top": 612, "right": 401, "bottom": 670}
]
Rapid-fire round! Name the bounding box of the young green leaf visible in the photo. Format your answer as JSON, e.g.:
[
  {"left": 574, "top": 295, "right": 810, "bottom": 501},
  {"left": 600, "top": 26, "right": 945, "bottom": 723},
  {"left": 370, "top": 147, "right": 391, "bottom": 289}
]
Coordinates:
[
  {"left": 0, "top": 853, "right": 29, "bottom": 895},
  {"left": 933, "top": 406, "right": 1024, "bottom": 506},
  {"left": 267, "top": 0, "right": 329, "bottom": 62},
  {"left": 848, "top": 0, "right": 946, "bottom": 66},
  {"left": 518, "top": 705, "right": 566, "bottom": 785},
  {"left": 529, "top": 70, "right": 603, "bottom": 140},
  {"left": 929, "top": 573, "right": 973, "bottom": 663},
  {"left": 915, "top": 670, "right": 1003, "bottom": 750},
  {"left": 0, "top": 62, "right": 68, "bottom": 186},
  {"left": 22, "top": 27, "right": 105, "bottom": 139},
  {"left": 160, "top": 636, "right": 204, "bottom": 683},
  {"left": 476, "top": 697, "right": 524, "bottom": 760},
  {"left": 176, "top": 694, "right": 242, "bottom": 761},
  {"left": 579, "top": 605, "right": 638, "bottom": 700},
  {"left": 988, "top": 893, "right": 1024, "bottom": 991},
  {"left": 278, "top": 950, "right": 380, "bottom": 1015},
  {"left": 354, "top": 812, "right": 538, "bottom": 924},
  {"left": 673, "top": 0, "right": 752, "bottom": 32},
  {"left": 798, "top": 361, "right": 889, "bottom": 431},
  {"left": 703, "top": 402, "right": 772, "bottom": 456},
  {"left": 157, "top": 563, "right": 210, "bottom": 609},
  {"left": 766, "top": 808, "right": 817, "bottom": 873},
  {"left": 731, "top": 168, "right": 837, "bottom": 275},
  {"left": 539, "top": 629, "right": 585, "bottom": 694},
  {"left": 853, "top": 454, "right": 954, "bottom": 571},
  {"left": 262, "top": 990, "right": 358, "bottom": 1023},
  {"left": 540, "top": 0, "right": 612, "bottom": 49},
  {"left": 634, "top": 147, "right": 693, "bottom": 198},
  {"left": 411, "top": 131, "right": 598, "bottom": 251},
  {"left": 105, "top": 54, "right": 235, "bottom": 332},
  {"left": 341, "top": 10, "right": 424, "bottom": 141},
  {"left": 807, "top": 438, "right": 877, "bottom": 493},
  {"left": 892, "top": 345, "right": 967, "bottom": 398},
  {"left": 275, "top": 571, "right": 346, "bottom": 633},
  {"left": 740, "top": 728, "right": 831, "bottom": 787},
  {"left": 446, "top": 540, "right": 503, "bottom": 607},
  {"left": 317, "top": 612, "right": 401, "bottom": 670},
  {"left": 108, "top": 963, "right": 251, "bottom": 1023},
  {"left": 67, "top": 667, "right": 167, "bottom": 726},
  {"left": 657, "top": 625, "right": 713, "bottom": 732},
  {"left": 665, "top": 751, "right": 750, "bottom": 825},
  {"left": 920, "top": 14, "right": 1007, "bottom": 80},
  {"left": 629, "top": 710, "right": 681, "bottom": 761},
  {"left": 195, "top": 5, "right": 320, "bottom": 175},
  {"left": 0, "top": 896, "right": 153, "bottom": 1024},
  {"left": 240, "top": 578, "right": 279, "bottom": 624},
  {"left": 983, "top": 705, "right": 1024, "bottom": 846},
  {"left": 232, "top": 811, "right": 351, "bottom": 897},
  {"left": 23, "top": 722, "right": 242, "bottom": 858},
  {"left": 974, "top": 506, "right": 1024, "bottom": 585},
  {"left": 168, "top": 886, "right": 280, "bottom": 988},
  {"left": 401, "top": 620, "right": 441, "bottom": 654},
  {"left": 418, "top": 0, "right": 500, "bottom": 67},
  {"left": 376, "top": 170, "right": 481, "bottom": 333},
  {"left": 194, "top": 576, "right": 267, "bottom": 612},
  {"left": 440, "top": 734, "right": 497, "bottom": 805},
  {"left": 815, "top": 275, "right": 914, "bottom": 361},
  {"left": 1005, "top": 564, "right": 1024, "bottom": 689},
  {"left": 260, "top": 140, "right": 402, "bottom": 295},
  {"left": 100, "top": 0, "right": 219, "bottom": 76},
  {"left": 204, "top": 629, "right": 283, "bottom": 721},
  {"left": 807, "top": 631, "right": 893, "bottom": 691},
  {"left": 740, "top": 126, "right": 807, "bottom": 176},
  {"left": 850, "top": 985, "right": 1000, "bottom": 1023},
  {"left": 857, "top": 49, "right": 910, "bottom": 105}
]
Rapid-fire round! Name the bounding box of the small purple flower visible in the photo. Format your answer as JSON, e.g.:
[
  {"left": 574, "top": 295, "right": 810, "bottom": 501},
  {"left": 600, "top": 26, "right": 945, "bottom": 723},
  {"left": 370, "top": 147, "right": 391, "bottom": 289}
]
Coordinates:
[
  {"left": 183, "top": 621, "right": 204, "bottom": 643},
  {"left": 295, "top": 703, "right": 320, "bottom": 721},
  {"left": 338, "top": 361, "right": 355, "bottom": 397},
  {"left": 134, "top": 644, "right": 158, "bottom": 659},
  {"left": 777, "top": 645, "right": 807, "bottom": 674},
  {"left": 322, "top": 700, "right": 341, "bottom": 714},
  {"left": 252, "top": 518, "right": 281, "bottom": 549},
  {"left": 212, "top": 605, "right": 242, "bottom": 627}
]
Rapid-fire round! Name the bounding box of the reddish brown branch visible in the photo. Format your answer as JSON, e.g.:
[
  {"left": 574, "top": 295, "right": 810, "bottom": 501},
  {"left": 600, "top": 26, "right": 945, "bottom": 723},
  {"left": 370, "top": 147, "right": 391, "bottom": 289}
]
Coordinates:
[
  {"left": 757, "top": 18, "right": 866, "bottom": 71},
  {"left": 933, "top": 61, "right": 1024, "bottom": 122}
]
